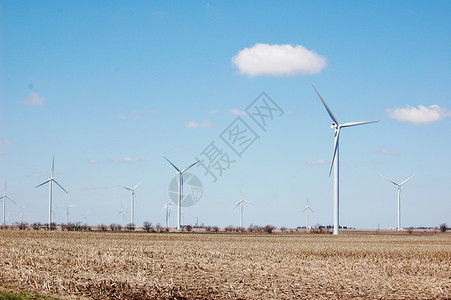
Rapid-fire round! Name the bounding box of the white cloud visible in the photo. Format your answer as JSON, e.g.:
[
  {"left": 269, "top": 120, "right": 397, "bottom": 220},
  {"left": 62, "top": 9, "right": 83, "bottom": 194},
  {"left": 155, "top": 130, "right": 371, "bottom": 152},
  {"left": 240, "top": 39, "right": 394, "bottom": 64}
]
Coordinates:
[
  {"left": 208, "top": 109, "right": 218, "bottom": 114},
  {"left": 118, "top": 114, "right": 127, "bottom": 120},
  {"left": 112, "top": 157, "right": 145, "bottom": 163},
  {"left": 89, "top": 159, "right": 99, "bottom": 164},
  {"left": 170, "top": 147, "right": 186, "bottom": 152},
  {"left": 379, "top": 149, "right": 397, "bottom": 155},
  {"left": 307, "top": 159, "right": 328, "bottom": 166},
  {"left": 19, "top": 92, "right": 46, "bottom": 106},
  {"left": 232, "top": 43, "right": 327, "bottom": 77},
  {"left": 0, "top": 139, "right": 14, "bottom": 145},
  {"left": 228, "top": 108, "right": 248, "bottom": 116},
  {"left": 0, "top": 150, "right": 5, "bottom": 155},
  {"left": 185, "top": 120, "right": 213, "bottom": 128},
  {"left": 386, "top": 104, "right": 451, "bottom": 124}
]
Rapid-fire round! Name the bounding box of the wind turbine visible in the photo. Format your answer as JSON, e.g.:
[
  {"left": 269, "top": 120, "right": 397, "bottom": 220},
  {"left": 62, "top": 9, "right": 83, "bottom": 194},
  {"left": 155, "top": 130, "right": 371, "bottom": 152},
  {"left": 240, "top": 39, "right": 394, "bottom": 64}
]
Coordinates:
[
  {"left": 234, "top": 191, "right": 253, "bottom": 229},
  {"left": 303, "top": 197, "right": 314, "bottom": 229},
  {"left": 119, "top": 180, "right": 143, "bottom": 226},
  {"left": 18, "top": 205, "right": 30, "bottom": 224},
  {"left": 118, "top": 203, "right": 126, "bottom": 227},
  {"left": 164, "top": 157, "right": 199, "bottom": 230},
  {"left": 381, "top": 175, "right": 415, "bottom": 231},
  {"left": 36, "top": 157, "right": 68, "bottom": 226},
  {"left": 64, "top": 203, "right": 76, "bottom": 225},
  {"left": 162, "top": 201, "right": 173, "bottom": 229},
  {"left": 1, "top": 182, "right": 17, "bottom": 225},
  {"left": 312, "top": 84, "right": 379, "bottom": 235}
]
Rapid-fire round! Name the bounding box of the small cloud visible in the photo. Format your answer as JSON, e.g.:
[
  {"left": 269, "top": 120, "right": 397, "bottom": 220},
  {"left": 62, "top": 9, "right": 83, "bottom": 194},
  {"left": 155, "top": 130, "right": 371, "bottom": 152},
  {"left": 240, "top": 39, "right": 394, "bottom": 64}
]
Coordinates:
[
  {"left": 0, "top": 139, "right": 14, "bottom": 145},
  {"left": 307, "top": 159, "right": 328, "bottom": 166},
  {"left": 232, "top": 43, "right": 327, "bottom": 77},
  {"left": 379, "top": 149, "right": 397, "bottom": 156},
  {"left": 373, "top": 160, "right": 383, "bottom": 165},
  {"left": 386, "top": 104, "right": 451, "bottom": 124},
  {"left": 148, "top": 109, "right": 159, "bottom": 115},
  {"left": 118, "top": 114, "right": 127, "bottom": 120},
  {"left": 0, "top": 150, "right": 5, "bottom": 155},
  {"left": 19, "top": 92, "right": 46, "bottom": 106},
  {"left": 185, "top": 120, "right": 213, "bottom": 128},
  {"left": 18, "top": 161, "right": 34, "bottom": 167},
  {"left": 112, "top": 157, "right": 145, "bottom": 163},
  {"left": 208, "top": 109, "right": 218, "bottom": 114},
  {"left": 228, "top": 108, "right": 248, "bottom": 116},
  {"left": 170, "top": 147, "right": 185, "bottom": 152},
  {"left": 131, "top": 111, "right": 144, "bottom": 120},
  {"left": 89, "top": 159, "right": 99, "bottom": 164}
]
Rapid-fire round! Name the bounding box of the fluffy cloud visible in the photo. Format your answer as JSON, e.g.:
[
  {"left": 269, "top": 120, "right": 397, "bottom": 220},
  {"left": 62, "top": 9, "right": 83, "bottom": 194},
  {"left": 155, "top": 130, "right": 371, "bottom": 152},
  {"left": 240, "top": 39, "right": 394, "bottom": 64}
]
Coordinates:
[
  {"left": 386, "top": 104, "right": 451, "bottom": 124},
  {"left": 112, "top": 157, "right": 145, "bottom": 163},
  {"left": 232, "top": 43, "right": 327, "bottom": 77},
  {"left": 185, "top": 120, "right": 213, "bottom": 128},
  {"left": 307, "top": 159, "right": 328, "bottom": 166},
  {"left": 228, "top": 108, "right": 248, "bottom": 116},
  {"left": 19, "top": 92, "right": 46, "bottom": 106}
]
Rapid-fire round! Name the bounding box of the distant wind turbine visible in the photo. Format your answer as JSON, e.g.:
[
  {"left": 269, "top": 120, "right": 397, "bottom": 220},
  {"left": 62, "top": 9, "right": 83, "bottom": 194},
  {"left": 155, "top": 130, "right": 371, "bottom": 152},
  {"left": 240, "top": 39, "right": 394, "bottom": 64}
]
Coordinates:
[
  {"left": 1, "top": 182, "right": 17, "bottom": 225},
  {"left": 118, "top": 203, "right": 126, "bottom": 227},
  {"left": 119, "top": 180, "right": 143, "bottom": 226},
  {"left": 36, "top": 157, "right": 68, "bottom": 226},
  {"left": 164, "top": 157, "right": 199, "bottom": 230},
  {"left": 312, "top": 84, "right": 379, "bottom": 234},
  {"left": 381, "top": 175, "right": 415, "bottom": 231},
  {"left": 162, "top": 201, "right": 173, "bottom": 229},
  {"left": 234, "top": 191, "right": 253, "bottom": 229},
  {"left": 64, "top": 202, "right": 76, "bottom": 225},
  {"left": 303, "top": 197, "right": 314, "bottom": 229},
  {"left": 18, "top": 205, "right": 30, "bottom": 224}
]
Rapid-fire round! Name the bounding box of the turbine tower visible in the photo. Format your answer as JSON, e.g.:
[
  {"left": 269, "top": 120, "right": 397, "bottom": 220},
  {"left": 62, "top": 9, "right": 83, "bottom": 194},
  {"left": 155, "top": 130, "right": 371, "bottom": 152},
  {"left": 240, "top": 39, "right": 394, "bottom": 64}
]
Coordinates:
[
  {"left": 36, "top": 157, "right": 68, "bottom": 226},
  {"left": 164, "top": 157, "right": 199, "bottom": 230},
  {"left": 303, "top": 197, "right": 314, "bottom": 229},
  {"left": 381, "top": 175, "right": 415, "bottom": 231},
  {"left": 1, "top": 182, "right": 17, "bottom": 225},
  {"left": 19, "top": 205, "right": 29, "bottom": 224},
  {"left": 312, "top": 84, "right": 379, "bottom": 235},
  {"left": 120, "top": 181, "right": 143, "bottom": 226},
  {"left": 234, "top": 191, "right": 252, "bottom": 229}
]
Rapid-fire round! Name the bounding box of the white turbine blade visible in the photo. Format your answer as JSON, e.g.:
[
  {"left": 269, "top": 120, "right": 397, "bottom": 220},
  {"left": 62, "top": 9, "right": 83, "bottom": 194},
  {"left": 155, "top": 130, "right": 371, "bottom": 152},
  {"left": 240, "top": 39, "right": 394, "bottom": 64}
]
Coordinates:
[
  {"left": 309, "top": 207, "right": 314, "bottom": 212},
  {"left": 164, "top": 157, "right": 180, "bottom": 172},
  {"left": 51, "top": 156, "right": 55, "bottom": 177},
  {"left": 181, "top": 160, "right": 200, "bottom": 173},
  {"left": 311, "top": 84, "right": 339, "bottom": 125},
  {"left": 400, "top": 175, "right": 415, "bottom": 186},
  {"left": 233, "top": 201, "right": 241, "bottom": 209},
  {"left": 380, "top": 175, "right": 399, "bottom": 186},
  {"left": 133, "top": 180, "right": 144, "bottom": 190},
  {"left": 6, "top": 196, "right": 17, "bottom": 205},
  {"left": 53, "top": 179, "right": 68, "bottom": 194},
  {"left": 243, "top": 199, "right": 254, "bottom": 206},
  {"left": 36, "top": 179, "right": 51, "bottom": 188},
  {"left": 119, "top": 185, "right": 133, "bottom": 191},
  {"left": 341, "top": 120, "right": 379, "bottom": 128},
  {"left": 329, "top": 129, "right": 340, "bottom": 177}
]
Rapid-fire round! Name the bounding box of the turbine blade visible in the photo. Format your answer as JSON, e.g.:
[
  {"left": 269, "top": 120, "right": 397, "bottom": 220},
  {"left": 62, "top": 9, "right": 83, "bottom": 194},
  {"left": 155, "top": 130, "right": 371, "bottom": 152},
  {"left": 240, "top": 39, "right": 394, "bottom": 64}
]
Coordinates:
[
  {"left": 380, "top": 175, "right": 399, "bottom": 186},
  {"left": 181, "top": 160, "right": 200, "bottom": 173},
  {"left": 6, "top": 196, "right": 17, "bottom": 205},
  {"left": 311, "top": 84, "right": 339, "bottom": 125},
  {"left": 341, "top": 120, "right": 379, "bottom": 128},
  {"left": 400, "top": 175, "right": 415, "bottom": 186},
  {"left": 309, "top": 207, "right": 314, "bottom": 212},
  {"left": 53, "top": 179, "right": 68, "bottom": 194},
  {"left": 133, "top": 180, "right": 144, "bottom": 190},
  {"left": 164, "top": 157, "right": 180, "bottom": 172},
  {"left": 329, "top": 129, "right": 340, "bottom": 177},
  {"left": 36, "top": 179, "right": 51, "bottom": 188},
  {"left": 234, "top": 202, "right": 241, "bottom": 209},
  {"left": 52, "top": 156, "right": 55, "bottom": 177},
  {"left": 119, "top": 185, "right": 133, "bottom": 191}
]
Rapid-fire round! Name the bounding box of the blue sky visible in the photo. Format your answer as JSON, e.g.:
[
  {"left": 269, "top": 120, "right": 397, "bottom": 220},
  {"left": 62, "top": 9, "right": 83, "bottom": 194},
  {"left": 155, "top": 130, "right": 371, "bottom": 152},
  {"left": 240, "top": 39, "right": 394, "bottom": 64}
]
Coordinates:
[{"left": 1, "top": 1, "right": 450, "bottom": 229}]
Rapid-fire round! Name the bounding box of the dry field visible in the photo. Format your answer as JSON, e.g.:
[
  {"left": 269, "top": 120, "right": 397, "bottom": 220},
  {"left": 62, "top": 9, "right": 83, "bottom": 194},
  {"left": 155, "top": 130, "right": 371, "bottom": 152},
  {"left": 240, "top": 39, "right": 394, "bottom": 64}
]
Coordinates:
[{"left": 0, "top": 231, "right": 450, "bottom": 299}]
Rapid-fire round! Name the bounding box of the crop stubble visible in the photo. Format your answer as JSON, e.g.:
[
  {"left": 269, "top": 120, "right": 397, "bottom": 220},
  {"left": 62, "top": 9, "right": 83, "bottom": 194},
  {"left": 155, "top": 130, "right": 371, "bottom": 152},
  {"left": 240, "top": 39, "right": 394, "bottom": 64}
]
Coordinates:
[{"left": 0, "top": 231, "right": 450, "bottom": 299}]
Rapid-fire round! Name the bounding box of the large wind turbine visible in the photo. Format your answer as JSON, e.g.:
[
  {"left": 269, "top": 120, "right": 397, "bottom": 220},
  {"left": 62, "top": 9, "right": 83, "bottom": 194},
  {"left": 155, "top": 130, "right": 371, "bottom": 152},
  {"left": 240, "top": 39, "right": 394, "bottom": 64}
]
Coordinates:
[
  {"left": 1, "top": 182, "right": 17, "bottom": 225},
  {"left": 234, "top": 191, "right": 252, "bottom": 229},
  {"left": 120, "top": 180, "right": 143, "bottom": 226},
  {"left": 164, "top": 157, "right": 199, "bottom": 230},
  {"left": 381, "top": 175, "right": 415, "bottom": 231},
  {"left": 303, "top": 197, "right": 314, "bottom": 229},
  {"left": 36, "top": 157, "right": 68, "bottom": 226},
  {"left": 312, "top": 84, "right": 379, "bottom": 235}
]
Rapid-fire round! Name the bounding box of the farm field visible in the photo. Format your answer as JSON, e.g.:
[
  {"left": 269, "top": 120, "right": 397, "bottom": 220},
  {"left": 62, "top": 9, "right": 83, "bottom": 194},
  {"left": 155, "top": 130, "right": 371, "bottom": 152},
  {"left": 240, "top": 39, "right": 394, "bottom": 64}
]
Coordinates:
[{"left": 0, "top": 231, "right": 450, "bottom": 299}]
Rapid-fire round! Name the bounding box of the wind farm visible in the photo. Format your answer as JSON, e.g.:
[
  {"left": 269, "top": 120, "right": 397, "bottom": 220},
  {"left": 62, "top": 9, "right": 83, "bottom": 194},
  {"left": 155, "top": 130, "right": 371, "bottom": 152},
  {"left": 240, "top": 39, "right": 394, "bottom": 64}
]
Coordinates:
[{"left": 1, "top": 1, "right": 450, "bottom": 299}]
